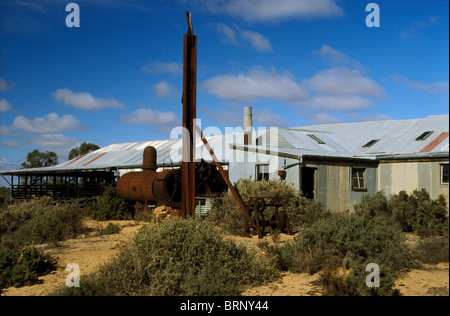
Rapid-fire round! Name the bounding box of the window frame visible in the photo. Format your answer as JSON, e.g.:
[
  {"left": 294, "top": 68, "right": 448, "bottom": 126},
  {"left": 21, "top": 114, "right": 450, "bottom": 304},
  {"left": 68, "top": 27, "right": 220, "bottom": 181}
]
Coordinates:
[
  {"left": 441, "top": 163, "right": 449, "bottom": 185},
  {"left": 255, "top": 164, "right": 270, "bottom": 181},
  {"left": 415, "top": 131, "right": 434, "bottom": 141},
  {"left": 351, "top": 167, "right": 367, "bottom": 191}
]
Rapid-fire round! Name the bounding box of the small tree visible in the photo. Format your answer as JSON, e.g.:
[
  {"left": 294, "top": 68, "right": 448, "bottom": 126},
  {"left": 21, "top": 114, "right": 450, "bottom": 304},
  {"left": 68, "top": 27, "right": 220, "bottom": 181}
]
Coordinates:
[
  {"left": 68, "top": 142, "right": 100, "bottom": 160},
  {"left": 21, "top": 149, "right": 58, "bottom": 169}
]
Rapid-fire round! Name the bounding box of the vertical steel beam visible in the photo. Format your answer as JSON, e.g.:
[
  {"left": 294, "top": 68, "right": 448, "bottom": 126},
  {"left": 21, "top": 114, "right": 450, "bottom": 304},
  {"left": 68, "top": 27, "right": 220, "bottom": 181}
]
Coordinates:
[{"left": 181, "top": 12, "right": 197, "bottom": 218}]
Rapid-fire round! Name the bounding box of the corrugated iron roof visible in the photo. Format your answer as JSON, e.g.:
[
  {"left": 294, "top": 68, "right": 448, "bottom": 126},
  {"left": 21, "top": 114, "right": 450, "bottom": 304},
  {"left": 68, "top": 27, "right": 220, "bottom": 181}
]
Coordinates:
[
  {"left": 290, "top": 115, "right": 449, "bottom": 156},
  {"left": 1, "top": 115, "right": 448, "bottom": 175}
]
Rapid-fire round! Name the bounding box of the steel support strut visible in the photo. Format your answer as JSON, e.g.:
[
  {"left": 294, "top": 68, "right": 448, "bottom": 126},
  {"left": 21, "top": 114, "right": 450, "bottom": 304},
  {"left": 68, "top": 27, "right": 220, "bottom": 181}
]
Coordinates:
[{"left": 181, "top": 12, "right": 197, "bottom": 217}]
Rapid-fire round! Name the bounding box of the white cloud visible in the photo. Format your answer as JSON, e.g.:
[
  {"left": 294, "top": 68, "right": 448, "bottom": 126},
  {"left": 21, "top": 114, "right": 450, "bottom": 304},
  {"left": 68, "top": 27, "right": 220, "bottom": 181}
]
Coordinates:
[
  {"left": 0, "top": 99, "right": 13, "bottom": 112},
  {"left": 0, "top": 158, "right": 21, "bottom": 173},
  {"left": 0, "top": 140, "right": 20, "bottom": 148},
  {"left": 25, "top": 133, "right": 77, "bottom": 159},
  {"left": 347, "top": 112, "right": 392, "bottom": 122},
  {"left": 253, "top": 108, "right": 288, "bottom": 127},
  {"left": 0, "top": 78, "right": 9, "bottom": 91},
  {"left": 11, "top": 113, "right": 83, "bottom": 133},
  {"left": 304, "top": 96, "right": 374, "bottom": 112},
  {"left": 397, "top": 16, "right": 440, "bottom": 40},
  {"left": 312, "top": 45, "right": 365, "bottom": 70},
  {"left": 27, "top": 133, "right": 76, "bottom": 149},
  {"left": 217, "top": 24, "right": 273, "bottom": 52},
  {"left": 141, "top": 61, "right": 183, "bottom": 76},
  {"left": 217, "top": 23, "right": 238, "bottom": 45},
  {"left": 152, "top": 81, "right": 179, "bottom": 100},
  {"left": 0, "top": 126, "right": 10, "bottom": 136},
  {"left": 198, "top": 0, "right": 344, "bottom": 22},
  {"left": 51, "top": 89, "right": 125, "bottom": 111},
  {"left": 51, "top": 88, "right": 126, "bottom": 111},
  {"left": 303, "top": 67, "right": 385, "bottom": 98},
  {"left": 309, "top": 113, "right": 342, "bottom": 125},
  {"left": 202, "top": 66, "right": 308, "bottom": 103},
  {"left": 392, "top": 75, "right": 449, "bottom": 95},
  {"left": 121, "top": 108, "right": 178, "bottom": 130},
  {"left": 241, "top": 30, "right": 273, "bottom": 52}
]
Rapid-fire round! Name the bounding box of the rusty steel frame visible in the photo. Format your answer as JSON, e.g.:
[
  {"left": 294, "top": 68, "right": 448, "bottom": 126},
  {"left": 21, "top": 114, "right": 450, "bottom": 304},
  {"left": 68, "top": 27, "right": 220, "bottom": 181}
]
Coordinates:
[{"left": 181, "top": 12, "right": 197, "bottom": 218}]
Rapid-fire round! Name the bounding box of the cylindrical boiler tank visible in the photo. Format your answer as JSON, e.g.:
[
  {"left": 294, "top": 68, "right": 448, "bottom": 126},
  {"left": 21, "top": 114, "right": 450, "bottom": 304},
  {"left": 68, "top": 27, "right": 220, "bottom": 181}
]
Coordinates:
[{"left": 117, "top": 146, "right": 182, "bottom": 208}]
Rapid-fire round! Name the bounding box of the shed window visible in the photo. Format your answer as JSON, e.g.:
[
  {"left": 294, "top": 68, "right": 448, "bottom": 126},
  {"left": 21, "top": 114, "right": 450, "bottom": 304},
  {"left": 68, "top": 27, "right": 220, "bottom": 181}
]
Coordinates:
[
  {"left": 256, "top": 164, "right": 269, "bottom": 181},
  {"left": 307, "top": 134, "right": 325, "bottom": 144},
  {"left": 352, "top": 168, "right": 366, "bottom": 191},
  {"left": 441, "top": 164, "right": 449, "bottom": 185},
  {"left": 415, "top": 131, "right": 434, "bottom": 141},
  {"left": 362, "top": 139, "right": 380, "bottom": 148}
]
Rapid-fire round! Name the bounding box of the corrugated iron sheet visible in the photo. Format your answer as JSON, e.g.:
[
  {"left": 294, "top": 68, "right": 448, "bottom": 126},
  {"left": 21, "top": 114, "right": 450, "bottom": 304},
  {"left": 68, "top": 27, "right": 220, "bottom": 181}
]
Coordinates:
[{"left": 1, "top": 115, "right": 448, "bottom": 175}]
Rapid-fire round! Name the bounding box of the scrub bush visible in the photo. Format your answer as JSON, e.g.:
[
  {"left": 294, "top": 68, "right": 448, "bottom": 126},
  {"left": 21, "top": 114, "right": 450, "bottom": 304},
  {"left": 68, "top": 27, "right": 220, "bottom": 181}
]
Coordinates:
[
  {"left": 357, "top": 189, "right": 449, "bottom": 237},
  {"left": 0, "top": 247, "right": 55, "bottom": 290},
  {"left": 56, "top": 217, "right": 275, "bottom": 296},
  {"left": 261, "top": 213, "right": 411, "bottom": 275},
  {"left": 86, "top": 185, "right": 134, "bottom": 220},
  {"left": 0, "top": 197, "right": 85, "bottom": 248},
  {"left": 319, "top": 259, "right": 400, "bottom": 296}
]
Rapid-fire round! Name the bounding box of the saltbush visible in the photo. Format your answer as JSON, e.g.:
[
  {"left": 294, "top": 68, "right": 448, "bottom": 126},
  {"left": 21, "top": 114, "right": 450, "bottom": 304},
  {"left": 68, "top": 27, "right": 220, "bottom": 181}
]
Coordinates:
[
  {"left": 86, "top": 185, "right": 135, "bottom": 220},
  {"left": 319, "top": 259, "right": 400, "bottom": 296},
  {"left": 0, "top": 197, "right": 85, "bottom": 249},
  {"left": 261, "top": 212, "right": 412, "bottom": 275},
  {"left": 0, "top": 247, "right": 55, "bottom": 290},
  {"left": 356, "top": 189, "right": 449, "bottom": 237},
  {"left": 56, "top": 217, "right": 275, "bottom": 296}
]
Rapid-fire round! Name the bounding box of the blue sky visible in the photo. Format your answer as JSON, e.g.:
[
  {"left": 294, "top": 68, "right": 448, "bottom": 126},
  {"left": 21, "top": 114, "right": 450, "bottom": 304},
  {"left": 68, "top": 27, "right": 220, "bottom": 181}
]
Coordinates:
[{"left": 0, "top": 0, "right": 448, "bottom": 173}]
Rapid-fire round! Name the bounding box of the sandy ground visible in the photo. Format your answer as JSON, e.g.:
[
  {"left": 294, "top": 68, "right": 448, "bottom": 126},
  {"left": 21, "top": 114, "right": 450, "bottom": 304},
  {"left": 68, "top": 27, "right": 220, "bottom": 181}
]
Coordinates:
[{"left": 1, "top": 220, "right": 448, "bottom": 296}]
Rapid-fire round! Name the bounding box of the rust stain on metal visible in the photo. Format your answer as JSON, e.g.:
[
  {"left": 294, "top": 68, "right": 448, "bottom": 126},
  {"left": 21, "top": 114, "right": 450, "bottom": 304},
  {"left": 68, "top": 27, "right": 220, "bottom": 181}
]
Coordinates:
[
  {"left": 82, "top": 152, "right": 108, "bottom": 166},
  {"left": 65, "top": 154, "right": 86, "bottom": 166},
  {"left": 419, "top": 132, "right": 449, "bottom": 152}
]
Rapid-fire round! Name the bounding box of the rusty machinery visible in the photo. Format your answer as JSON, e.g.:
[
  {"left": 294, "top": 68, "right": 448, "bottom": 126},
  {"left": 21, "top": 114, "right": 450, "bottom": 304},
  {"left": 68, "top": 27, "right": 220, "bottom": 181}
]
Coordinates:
[
  {"left": 117, "top": 146, "right": 227, "bottom": 209},
  {"left": 244, "top": 197, "right": 291, "bottom": 239},
  {"left": 116, "top": 12, "right": 291, "bottom": 238}
]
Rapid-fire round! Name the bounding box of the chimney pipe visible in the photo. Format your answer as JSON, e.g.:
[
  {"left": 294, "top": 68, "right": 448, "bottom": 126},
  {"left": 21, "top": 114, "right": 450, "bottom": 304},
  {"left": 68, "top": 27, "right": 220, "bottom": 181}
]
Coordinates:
[
  {"left": 244, "top": 106, "right": 252, "bottom": 145},
  {"left": 142, "top": 146, "right": 157, "bottom": 171}
]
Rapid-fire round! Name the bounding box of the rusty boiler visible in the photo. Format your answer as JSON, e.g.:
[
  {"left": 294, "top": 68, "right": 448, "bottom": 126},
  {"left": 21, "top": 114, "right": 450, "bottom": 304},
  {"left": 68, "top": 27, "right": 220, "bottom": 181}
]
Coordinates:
[
  {"left": 117, "top": 146, "right": 182, "bottom": 208},
  {"left": 117, "top": 146, "right": 227, "bottom": 210}
]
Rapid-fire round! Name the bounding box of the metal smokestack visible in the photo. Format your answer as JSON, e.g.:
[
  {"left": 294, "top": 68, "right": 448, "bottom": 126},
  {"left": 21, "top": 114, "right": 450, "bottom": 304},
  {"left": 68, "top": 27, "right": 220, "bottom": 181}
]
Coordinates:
[{"left": 244, "top": 106, "right": 252, "bottom": 145}]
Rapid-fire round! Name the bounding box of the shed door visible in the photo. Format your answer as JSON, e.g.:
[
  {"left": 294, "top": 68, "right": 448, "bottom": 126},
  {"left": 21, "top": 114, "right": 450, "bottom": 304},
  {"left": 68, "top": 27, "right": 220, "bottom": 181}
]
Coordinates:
[{"left": 301, "top": 167, "right": 315, "bottom": 200}]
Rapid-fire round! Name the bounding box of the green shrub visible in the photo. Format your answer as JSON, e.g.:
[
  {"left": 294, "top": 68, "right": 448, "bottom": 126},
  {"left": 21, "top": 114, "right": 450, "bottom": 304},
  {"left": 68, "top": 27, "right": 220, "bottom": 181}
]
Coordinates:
[
  {"left": 99, "top": 223, "right": 121, "bottom": 235},
  {"left": 261, "top": 213, "right": 412, "bottom": 275},
  {"left": 354, "top": 189, "right": 448, "bottom": 237},
  {"left": 412, "top": 237, "right": 449, "bottom": 264},
  {"left": 86, "top": 185, "right": 134, "bottom": 220},
  {"left": 354, "top": 191, "right": 391, "bottom": 220},
  {"left": 0, "top": 197, "right": 85, "bottom": 249},
  {"left": 0, "top": 247, "right": 55, "bottom": 290},
  {"left": 56, "top": 217, "right": 275, "bottom": 296},
  {"left": 389, "top": 189, "right": 448, "bottom": 237},
  {"left": 206, "top": 178, "right": 329, "bottom": 234},
  {"left": 319, "top": 259, "right": 400, "bottom": 296}
]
